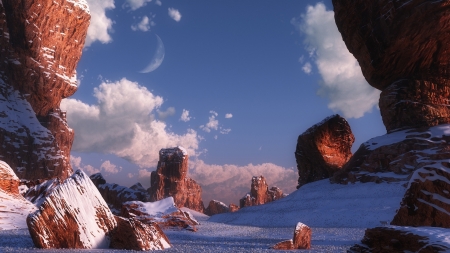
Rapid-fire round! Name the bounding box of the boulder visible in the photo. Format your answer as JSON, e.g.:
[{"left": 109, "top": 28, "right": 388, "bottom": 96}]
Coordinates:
[
  {"left": 0, "top": 160, "right": 19, "bottom": 195},
  {"left": 349, "top": 227, "right": 449, "bottom": 253},
  {"left": 110, "top": 216, "right": 171, "bottom": 251},
  {"left": 22, "top": 178, "right": 61, "bottom": 206},
  {"left": 295, "top": 115, "right": 354, "bottom": 188},
  {"left": 205, "top": 200, "right": 230, "bottom": 216},
  {"left": 229, "top": 203, "right": 239, "bottom": 212},
  {"left": 271, "top": 222, "right": 311, "bottom": 250},
  {"left": 333, "top": 0, "right": 450, "bottom": 131},
  {"left": 240, "top": 176, "right": 286, "bottom": 208},
  {"left": 149, "top": 147, "right": 205, "bottom": 213},
  {"left": 89, "top": 173, "right": 150, "bottom": 214},
  {"left": 121, "top": 197, "right": 199, "bottom": 231},
  {"left": 0, "top": 0, "right": 90, "bottom": 181},
  {"left": 27, "top": 170, "right": 117, "bottom": 249}
]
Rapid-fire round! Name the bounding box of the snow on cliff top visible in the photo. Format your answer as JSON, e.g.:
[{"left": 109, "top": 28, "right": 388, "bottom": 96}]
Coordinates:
[
  {"left": 209, "top": 179, "right": 405, "bottom": 228},
  {"left": 67, "top": 0, "right": 90, "bottom": 14},
  {"left": 125, "top": 197, "right": 179, "bottom": 217},
  {"left": 0, "top": 189, "right": 37, "bottom": 230}
]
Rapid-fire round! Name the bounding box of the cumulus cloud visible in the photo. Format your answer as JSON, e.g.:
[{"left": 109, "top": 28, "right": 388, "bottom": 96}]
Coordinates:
[
  {"left": 220, "top": 128, "right": 231, "bottom": 134},
  {"left": 85, "top": 0, "right": 115, "bottom": 47},
  {"left": 131, "top": 16, "right": 154, "bottom": 32},
  {"left": 292, "top": 3, "right": 380, "bottom": 118},
  {"left": 302, "top": 62, "right": 312, "bottom": 74},
  {"left": 157, "top": 107, "right": 175, "bottom": 120},
  {"left": 100, "top": 160, "right": 120, "bottom": 174},
  {"left": 168, "top": 8, "right": 181, "bottom": 22},
  {"left": 70, "top": 155, "right": 100, "bottom": 175},
  {"left": 180, "top": 109, "right": 191, "bottom": 122},
  {"left": 124, "top": 0, "right": 153, "bottom": 10},
  {"left": 200, "top": 111, "right": 219, "bottom": 133},
  {"left": 61, "top": 78, "right": 199, "bottom": 168},
  {"left": 189, "top": 160, "right": 297, "bottom": 205},
  {"left": 225, "top": 113, "right": 233, "bottom": 119}
]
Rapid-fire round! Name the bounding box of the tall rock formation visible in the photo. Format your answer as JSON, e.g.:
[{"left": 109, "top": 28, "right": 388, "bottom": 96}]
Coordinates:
[
  {"left": 239, "top": 176, "right": 285, "bottom": 208},
  {"left": 295, "top": 115, "right": 354, "bottom": 188},
  {"left": 332, "top": 0, "right": 450, "bottom": 228},
  {"left": 0, "top": 0, "right": 90, "bottom": 180},
  {"left": 149, "top": 147, "right": 205, "bottom": 213}
]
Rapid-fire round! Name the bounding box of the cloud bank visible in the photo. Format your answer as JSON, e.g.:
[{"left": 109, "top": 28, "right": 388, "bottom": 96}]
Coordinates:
[
  {"left": 85, "top": 0, "right": 115, "bottom": 47},
  {"left": 292, "top": 3, "right": 380, "bottom": 118},
  {"left": 61, "top": 78, "right": 199, "bottom": 167}
]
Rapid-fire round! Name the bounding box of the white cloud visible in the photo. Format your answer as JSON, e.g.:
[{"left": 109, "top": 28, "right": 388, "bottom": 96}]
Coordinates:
[
  {"left": 292, "top": 3, "right": 380, "bottom": 118},
  {"left": 100, "top": 160, "right": 120, "bottom": 174},
  {"left": 180, "top": 109, "right": 191, "bottom": 122},
  {"left": 168, "top": 8, "right": 181, "bottom": 22},
  {"left": 85, "top": 0, "right": 115, "bottom": 47},
  {"left": 128, "top": 173, "right": 134, "bottom": 178},
  {"left": 225, "top": 113, "right": 233, "bottom": 119},
  {"left": 125, "top": 0, "right": 153, "bottom": 10},
  {"left": 157, "top": 107, "right": 175, "bottom": 120},
  {"left": 220, "top": 128, "right": 231, "bottom": 134},
  {"left": 200, "top": 111, "right": 219, "bottom": 133},
  {"left": 189, "top": 160, "right": 297, "bottom": 205},
  {"left": 131, "top": 16, "right": 154, "bottom": 32},
  {"left": 70, "top": 155, "right": 100, "bottom": 175},
  {"left": 155, "top": 0, "right": 162, "bottom": 6},
  {"left": 61, "top": 78, "right": 200, "bottom": 168},
  {"left": 302, "top": 62, "right": 312, "bottom": 74}
]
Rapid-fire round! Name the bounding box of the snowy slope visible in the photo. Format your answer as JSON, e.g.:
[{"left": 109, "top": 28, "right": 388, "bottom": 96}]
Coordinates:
[
  {"left": 209, "top": 179, "right": 406, "bottom": 228},
  {"left": 124, "top": 197, "right": 179, "bottom": 218},
  {"left": 0, "top": 189, "right": 37, "bottom": 230}
]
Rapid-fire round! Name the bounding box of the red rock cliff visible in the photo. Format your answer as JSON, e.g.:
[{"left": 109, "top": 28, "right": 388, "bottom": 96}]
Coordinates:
[
  {"left": 0, "top": 0, "right": 90, "bottom": 180},
  {"left": 239, "top": 175, "right": 285, "bottom": 208},
  {"left": 148, "top": 147, "right": 205, "bottom": 213}
]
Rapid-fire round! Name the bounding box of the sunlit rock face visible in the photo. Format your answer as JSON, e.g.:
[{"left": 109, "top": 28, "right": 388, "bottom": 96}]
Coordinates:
[
  {"left": 239, "top": 176, "right": 285, "bottom": 208},
  {"left": 205, "top": 200, "right": 230, "bottom": 216},
  {"left": 271, "top": 222, "right": 311, "bottom": 250},
  {"left": 333, "top": 0, "right": 450, "bottom": 131},
  {"left": 149, "top": 147, "right": 205, "bottom": 213},
  {"left": 295, "top": 115, "right": 354, "bottom": 188},
  {"left": 0, "top": 0, "right": 90, "bottom": 180},
  {"left": 0, "top": 160, "right": 19, "bottom": 195}
]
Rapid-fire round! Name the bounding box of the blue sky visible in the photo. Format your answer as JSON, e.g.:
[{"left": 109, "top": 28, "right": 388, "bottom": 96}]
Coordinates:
[{"left": 62, "top": 0, "right": 386, "bottom": 205}]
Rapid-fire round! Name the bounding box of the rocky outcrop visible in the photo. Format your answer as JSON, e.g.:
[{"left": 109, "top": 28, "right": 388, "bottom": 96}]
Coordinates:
[
  {"left": 349, "top": 227, "right": 449, "bottom": 253},
  {"left": 271, "top": 222, "right": 311, "bottom": 250},
  {"left": 0, "top": 160, "right": 19, "bottom": 195},
  {"left": 295, "top": 115, "right": 354, "bottom": 188},
  {"left": 121, "top": 197, "right": 199, "bottom": 231},
  {"left": 205, "top": 200, "right": 230, "bottom": 216},
  {"left": 27, "top": 170, "right": 117, "bottom": 249},
  {"left": 89, "top": 173, "right": 150, "bottom": 214},
  {"left": 240, "top": 176, "right": 286, "bottom": 208},
  {"left": 22, "top": 178, "right": 60, "bottom": 206},
  {"left": 0, "top": 0, "right": 90, "bottom": 181},
  {"left": 110, "top": 216, "right": 171, "bottom": 251},
  {"left": 149, "top": 147, "right": 205, "bottom": 213},
  {"left": 333, "top": 0, "right": 450, "bottom": 131},
  {"left": 229, "top": 203, "right": 239, "bottom": 212}
]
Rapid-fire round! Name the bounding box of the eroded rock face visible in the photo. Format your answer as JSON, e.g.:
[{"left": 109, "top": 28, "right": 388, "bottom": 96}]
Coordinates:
[
  {"left": 229, "top": 203, "right": 239, "bottom": 212},
  {"left": 333, "top": 0, "right": 450, "bottom": 131},
  {"left": 0, "top": 0, "right": 90, "bottom": 181},
  {"left": 205, "top": 200, "right": 230, "bottom": 216},
  {"left": 0, "top": 160, "right": 19, "bottom": 195},
  {"left": 349, "top": 227, "right": 449, "bottom": 253},
  {"left": 27, "top": 170, "right": 117, "bottom": 249},
  {"left": 149, "top": 147, "right": 205, "bottom": 213},
  {"left": 240, "top": 176, "right": 285, "bottom": 208},
  {"left": 90, "top": 173, "right": 150, "bottom": 214},
  {"left": 110, "top": 216, "right": 171, "bottom": 251},
  {"left": 295, "top": 115, "right": 354, "bottom": 188},
  {"left": 272, "top": 222, "right": 311, "bottom": 250}
]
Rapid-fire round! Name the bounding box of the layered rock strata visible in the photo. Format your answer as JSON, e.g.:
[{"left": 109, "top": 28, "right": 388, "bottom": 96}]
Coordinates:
[
  {"left": 349, "top": 227, "right": 449, "bottom": 253},
  {"left": 0, "top": 0, "right": 90, "bottom": 180},
  {"left": 272, "top": 222, "right": 311, "bottom": 250},
  {"left": 295, "top": 114, "right": 354, "bottom": 188},
  {"left": 240, "top": 176, "right": 285, "bottom": 208},
  {"left": 0, "top": 160, "right": 19, "bottom": 194},
  {"left": 333, "top": 0, "right": 450, "bottom": 131},
  {"left": 90, "top": 173, "right": 150, "bottom": 214},
  {"left": 205, "top": 200, "right": 230, "bottom": 216},
  {"left": 149, "top": 147, "right": 205, "bottom": 213}
]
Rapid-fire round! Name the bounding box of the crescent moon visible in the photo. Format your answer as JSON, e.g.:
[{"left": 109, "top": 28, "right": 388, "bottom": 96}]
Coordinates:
[{"left": 139, "top": 35, "right": 165, "bottom": 73}]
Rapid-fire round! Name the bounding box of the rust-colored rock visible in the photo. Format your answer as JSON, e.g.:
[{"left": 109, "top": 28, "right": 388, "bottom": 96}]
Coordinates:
[
  {"left": 239, "top": 176, "right": 286, "bottom": 208},
  {"left": 295, "top": 115, "right": 354, "bottom": 188},
  {"left": 121, "top": 198, "right": 199, "bottom": 231},
  {"left": 149, "top": 147, "right": 205, "bottom": 213},
  {"left": 348, "top": 227, "right": 449, "bottom": 253},
  {"left": 90, "top": 173, "right": 150, "bottom": 214},
  {"left": 333, "top": 0, "right": 450, "bottom": 131},
  {"left": 110, "top": 216, "right": 171, "bottom": 251},
  {"left": 0, "top": 0, "right": 90, "bottom": 181},
  {"left": 22, "top": 178, "right": 60, "bottom": 205},
  {"left": 271, "top": 222, "right": 311, "bottom": 250},
  {"left": 27, "top": 170, "right": 117, "bottom": 249},
  {"left": 0, "top": 160, "right": 19, "bottom": 195},
  {"left": 205, "top": 200, "right": 230, "bottom": 216},
  {"left": 229, "top": 203, "right": 239, "bottom": 212}
]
